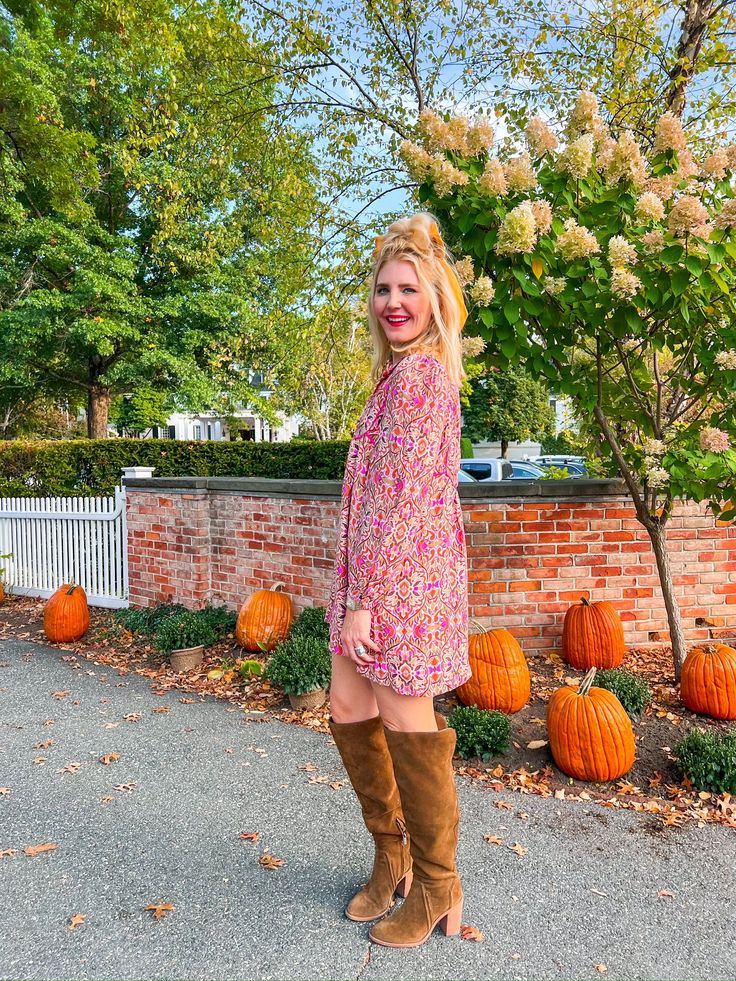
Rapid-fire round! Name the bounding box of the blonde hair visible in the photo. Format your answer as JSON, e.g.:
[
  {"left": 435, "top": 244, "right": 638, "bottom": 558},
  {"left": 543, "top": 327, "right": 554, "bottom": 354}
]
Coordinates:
[{"left": 367, "top": 212, "right": 467, "bottom": 387}]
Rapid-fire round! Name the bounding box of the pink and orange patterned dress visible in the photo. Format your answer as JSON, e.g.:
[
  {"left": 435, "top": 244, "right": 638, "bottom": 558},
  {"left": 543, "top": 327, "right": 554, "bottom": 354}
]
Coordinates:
[{"left": 325, "top": 352, "right": 470, "bottom": 697}]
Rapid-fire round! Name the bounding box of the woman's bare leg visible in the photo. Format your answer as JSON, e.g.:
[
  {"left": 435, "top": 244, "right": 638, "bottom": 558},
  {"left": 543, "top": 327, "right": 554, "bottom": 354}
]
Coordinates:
[
  {"left": 330, "top": 652, "right": 380, "bottom": 723},
  {"left": 371, "top": 682, "right": 438, "bottom": 732}
]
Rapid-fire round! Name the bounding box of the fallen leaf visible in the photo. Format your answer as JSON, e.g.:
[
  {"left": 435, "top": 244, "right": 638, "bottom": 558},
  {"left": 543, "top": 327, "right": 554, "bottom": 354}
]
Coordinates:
[
  {"left": 526, "top": 739, "right": 548, "bottom": 750},
  {"left": 298, "top": 762, "right": 318, "bottom": 771},
  {"left": 511, "top": 953, "right": 521, "bottom": 960},
  {"left": 460, "top": 924, "right": 484, "bottom": 942},
  {"left": 42, "top": 719, "right": 55, "bottom": 726},
  {"left": 494, "top": 800, "right": 513, "bottom": 811},
  {"left": 100, "top": 796, "right": 114, "bottom": 805},
  {"left": 657, "top": 889, "right": 675, "bottom": 899},
  {"left": 68, "top": 914, "right": 86, "bottom": 930},
  {"left": 99, "top": 753, "right": 120, "bottom": 765},
  {"left": 57, "top": 763, "right": 82, "bottom": 776},
  {"left": 329, "top": 781, "right": 345, "bottom": 790},
  {"left": 122, "top": 713, "right": 141, "bottom": 722},
  {"left": 259, "top": 852, "right": 285, "bottom": 870},
  {"left": 24, "top": 843, "right": 59, "bottom": 857},
  {"left": 698, "top": 791, "right": 711, "bottom": 800},
  {"left": 508, "top": 842, "right": 528, "bottom": 857},
  {"left": 114, "top": 783, "right": 135, "bottom": 793},
  {"left": 145, "top": 903, "right": 175, "bottom": 920},
  {"left": 595, "top": 964, "right": 608, "bottom": 973},
  {"left": 240, "top": 832, "right": 260, "bottom": 842},
  {"left": 179, "top": 697, "right": 195, "bottom": 704},
  {"left": 152, "top": 706, "right": 170, "bottom": 714},
  {"left": 0, "top": 787, "right": 10, "bottom": 795},
  {"left": 33, "top": 757, "right": 47, "bottom": 765},
  {"left": 0, "top": 849, "right": 17, "bottom": 858},
  {"left": 483, "top": 835, "right": 504, "bottom": 845},
  {"left": 52, "top": 690, "right": 71, "bottom": 700},
  {"left": 33, "top": 740, "right": 53, "bottom": 750}
]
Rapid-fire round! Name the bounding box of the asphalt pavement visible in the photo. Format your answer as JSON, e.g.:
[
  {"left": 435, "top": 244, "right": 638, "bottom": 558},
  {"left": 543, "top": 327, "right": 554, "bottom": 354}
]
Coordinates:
[{"left": 1, "top": 637, "right": 734, "bottom": 981}]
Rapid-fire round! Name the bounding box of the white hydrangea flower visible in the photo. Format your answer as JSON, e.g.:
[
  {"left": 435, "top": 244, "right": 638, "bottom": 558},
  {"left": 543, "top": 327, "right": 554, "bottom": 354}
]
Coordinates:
[
  {"left": 608, "top": 236, "right": 637, "bottom": 267},
  {"left": 645, "top": 465, "right": 670, "bottom": 489},
  {"left": 470, "top": 276, "right": 496, "bottom": 305},
  {"left": 495, "top": 202, "right": 537, "bottom": 255},
  {"left": 635, "top": 192, "right": 665, "bottom": 223},
  {"left": 715, "top": 350, "right": 736, "bottom": 370},
  {"left": 610, "top": 267, "right": 642, "bottom": 299},
  {"left": 543, "top": 276, "right": 566, "bottom": 296}
]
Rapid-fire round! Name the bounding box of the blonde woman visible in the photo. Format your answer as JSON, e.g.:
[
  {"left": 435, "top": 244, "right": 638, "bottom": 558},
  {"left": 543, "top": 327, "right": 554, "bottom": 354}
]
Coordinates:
[{"left": 325, "top": 213, "right": 471, "bottom": 948}]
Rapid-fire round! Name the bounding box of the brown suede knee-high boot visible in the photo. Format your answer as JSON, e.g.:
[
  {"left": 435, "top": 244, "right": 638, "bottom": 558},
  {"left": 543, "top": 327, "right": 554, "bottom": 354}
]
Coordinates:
[
  {"left": 368, "top": 713, "right": 463, "bottom": 947},
  {"left": 329, "top": 715, "right": 413, "bottom": 922}
]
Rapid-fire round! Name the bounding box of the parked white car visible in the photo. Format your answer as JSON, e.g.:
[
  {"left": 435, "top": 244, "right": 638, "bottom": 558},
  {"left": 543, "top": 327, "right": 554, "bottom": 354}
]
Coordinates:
[{"left": 459, "top": 458, "right": 514, "bottom": 482}]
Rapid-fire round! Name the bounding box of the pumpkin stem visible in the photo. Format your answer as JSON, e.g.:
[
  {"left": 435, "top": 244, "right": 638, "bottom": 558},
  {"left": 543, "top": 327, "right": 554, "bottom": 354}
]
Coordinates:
[
  {"left": 578, "top": 667, "right": 597, "bottom": 696},
  {"left": 66, "top": 583, "right": 79, "bottom": 595},
  {"left": 580, "top": 596, "right": 591, "bottom": 606},
  {"left": 468, "top": 617, "right": 490, "bottom": 635},
  {"left": 272, "top": 583, "right": 285, "bottom": 593}
]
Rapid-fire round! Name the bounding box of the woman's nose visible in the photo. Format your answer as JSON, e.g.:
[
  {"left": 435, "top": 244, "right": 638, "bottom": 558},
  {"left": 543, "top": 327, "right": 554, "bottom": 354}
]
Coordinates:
[{"left": 387, "top": 290, "right": 402, "bottom": 308}]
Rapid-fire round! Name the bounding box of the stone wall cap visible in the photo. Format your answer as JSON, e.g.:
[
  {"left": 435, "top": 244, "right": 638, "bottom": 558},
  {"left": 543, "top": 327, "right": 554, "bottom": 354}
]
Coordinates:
[{"left": 122, "top": 474, "right": 628, "bottom": 500}]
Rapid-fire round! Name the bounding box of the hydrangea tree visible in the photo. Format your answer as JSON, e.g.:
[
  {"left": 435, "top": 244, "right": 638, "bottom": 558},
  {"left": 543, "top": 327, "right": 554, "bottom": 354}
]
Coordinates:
[{"left": 400, "top": 94, "right": 736, "bottom": 678}]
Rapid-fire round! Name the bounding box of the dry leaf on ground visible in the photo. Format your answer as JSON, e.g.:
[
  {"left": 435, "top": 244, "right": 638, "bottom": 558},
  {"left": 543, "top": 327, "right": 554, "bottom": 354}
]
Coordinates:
[
  {"left": 0, "top": 787, "right": 10, "bottom": 795},
  {"left": 24, "top": 843, "right": 59, "bottom": 857},
  {"left": 145, "top": 903, "right": 175, "bottom": 920},
  {"left": 1, "top": 849, "right": 17, "bottom": 858},
  {"left": 657, "top": 889, "right": 675, "bottom": 899},
  {"left": 259, "top": 852, "right": 285, "bottom": 870},
  {"left": 123, "top": 713, "right": 141, "bottom": 722},
  {"left": 240, "top": 832, "right": 260, "bottom": 842},
  {"left": 508, "top": 842, "right": 528, "bottom": 857},
  {"left": 68, "top": 914, "right": 86, "bottom": 930},
  {"left": 595, "top": 964, "right": 608, "bottom": 973},
  {"left": 483, "top": 835, "right": 504, "bottom": 846},
  {"left": 460, "top": 924, "right": 484, "bottom": 942},
  {"left": 99, "top": 753, "right": 120, "bottom": 765}
]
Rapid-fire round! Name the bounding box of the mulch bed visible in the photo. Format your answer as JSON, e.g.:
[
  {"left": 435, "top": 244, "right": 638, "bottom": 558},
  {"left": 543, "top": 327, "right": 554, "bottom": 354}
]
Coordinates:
[{"left": 2, "top": 594, "right": 734, "bottom": 831}]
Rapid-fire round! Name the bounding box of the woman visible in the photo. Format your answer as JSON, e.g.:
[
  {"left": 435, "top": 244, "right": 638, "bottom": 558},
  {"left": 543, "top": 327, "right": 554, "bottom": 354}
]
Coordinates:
[{"left": 325, "top": 213, "right": 471, "bottom": 948}]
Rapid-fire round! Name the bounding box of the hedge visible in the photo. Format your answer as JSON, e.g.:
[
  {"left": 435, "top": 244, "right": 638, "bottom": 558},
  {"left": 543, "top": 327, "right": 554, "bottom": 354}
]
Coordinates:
[{"left": 0, "top": 439, "right": 351, "bottom": 497}]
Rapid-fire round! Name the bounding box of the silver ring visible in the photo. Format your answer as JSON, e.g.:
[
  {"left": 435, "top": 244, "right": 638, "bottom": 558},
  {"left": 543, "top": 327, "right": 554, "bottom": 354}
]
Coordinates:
[{"left": 354, "top": 644, "right": 366, "bottom": 655}]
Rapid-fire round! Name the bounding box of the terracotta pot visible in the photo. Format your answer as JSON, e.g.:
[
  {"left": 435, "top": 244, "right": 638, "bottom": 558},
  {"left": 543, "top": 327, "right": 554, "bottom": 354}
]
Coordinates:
[
  {"left": 169, "top": 645, "right": 204, "bottom": 673},
  {"left": 288, "top": 688, "right": 327, "bottom": 712},
  {"left": 0, "top": 582, "right": 5, "bottom": 604}
]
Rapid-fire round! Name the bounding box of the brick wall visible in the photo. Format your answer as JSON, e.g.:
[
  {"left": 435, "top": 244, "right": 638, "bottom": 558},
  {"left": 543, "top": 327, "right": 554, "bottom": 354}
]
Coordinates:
[{"left": 125, "top": 477, "right": 736, "bottom": 650}]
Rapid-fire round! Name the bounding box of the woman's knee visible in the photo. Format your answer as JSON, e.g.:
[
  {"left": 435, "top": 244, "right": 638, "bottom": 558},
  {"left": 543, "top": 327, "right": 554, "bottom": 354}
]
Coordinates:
[
  {"left": 329, "top": 653, "right": 379, "bottom": 723},
  {"left": 373, "top": 685, "right": 437, "bottom": 732}
]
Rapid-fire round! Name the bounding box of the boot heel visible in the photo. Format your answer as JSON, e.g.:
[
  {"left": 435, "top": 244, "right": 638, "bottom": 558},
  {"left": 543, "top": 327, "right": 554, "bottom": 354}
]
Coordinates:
[
  {"left": 439, "top": 900, "right": 463, "bottom": 936},
  {"left": 395, "top": 870, "right": 412, "bottom": 897}
]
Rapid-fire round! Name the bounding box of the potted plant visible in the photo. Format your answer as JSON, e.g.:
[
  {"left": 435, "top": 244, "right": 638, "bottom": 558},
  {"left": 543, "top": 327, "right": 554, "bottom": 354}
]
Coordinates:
[
  {"left": 265, "top": 634, "right": 331, "bottom": 710},
  {"left": 154, "top": 610, "right": 217, "bottom": 673}
]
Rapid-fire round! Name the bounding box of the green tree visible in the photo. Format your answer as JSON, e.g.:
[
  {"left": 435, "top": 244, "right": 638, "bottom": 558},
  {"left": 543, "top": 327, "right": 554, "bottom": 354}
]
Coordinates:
[
  {"left": 0, "top": 0, "right": 320, "bottom": 437},
  {"left": 462, "top": 368, "right": 556, "bottom": 456},
  {"left": 410, "top": 93, "right": 736, "bottom": 679}
]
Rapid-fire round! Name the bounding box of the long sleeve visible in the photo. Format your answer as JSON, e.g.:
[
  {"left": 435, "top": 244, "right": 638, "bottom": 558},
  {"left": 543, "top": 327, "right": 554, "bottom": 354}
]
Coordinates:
[{"left": 346, "top": 358, "right": 452, "bottom": 610}]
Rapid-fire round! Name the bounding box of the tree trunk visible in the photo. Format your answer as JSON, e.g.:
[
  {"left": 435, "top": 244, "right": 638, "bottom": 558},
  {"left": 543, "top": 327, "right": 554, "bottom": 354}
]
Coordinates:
[
  {"left": 87, "top": 385, "right": 112, "bottom": 439},
  {"left": 665, "top": 0, "right": 719, "bottom": 116},
  {"left": 645, "top": 520, "right": 689, "bottom": 679},
  {"left": 500, "top": 438, "right": 508, "bottom": 458}
]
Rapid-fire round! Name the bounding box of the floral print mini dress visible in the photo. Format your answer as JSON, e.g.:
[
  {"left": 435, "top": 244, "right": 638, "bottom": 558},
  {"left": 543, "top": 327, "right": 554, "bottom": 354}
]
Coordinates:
[{"left": 325, "top": 352, "right": 470, "bottom": 697}]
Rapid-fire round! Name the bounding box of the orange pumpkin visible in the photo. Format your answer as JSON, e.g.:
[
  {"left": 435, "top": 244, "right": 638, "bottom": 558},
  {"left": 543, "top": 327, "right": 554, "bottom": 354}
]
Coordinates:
[
  {"left": 44, "top": 583, "right": 90, "bottom": 643},
  {"left": 562, "top": 596, "right": 625, "bottom": 669},
  {"left": 680, "top": 643, "right": 736, "bottom": 720},
  {"left": 236, "top": 582, "right": 293, "bottom": 652},
  {"left": 457, "top": 622, "right": 530, "bottom": 713},
  {"left": 547, "top": 667, "right": 635, "bottom": 781}
]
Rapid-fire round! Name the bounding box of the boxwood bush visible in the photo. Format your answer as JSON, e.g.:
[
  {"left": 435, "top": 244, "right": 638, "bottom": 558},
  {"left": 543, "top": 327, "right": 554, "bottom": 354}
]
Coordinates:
[
  {"left": 290, "top": 606, "right": 330, "bottom": 644},
  {"left": 448, "top": 705, "right": 510, "bottom": 760},
  {"left": 595, "top": 669, "right": 652, "bottom": 719},
  {"left": 674, "top": 727, "right": 736, "bottom": 795},
  {"left": 265, "top": 635, "right": 331, "bottom": 695}
]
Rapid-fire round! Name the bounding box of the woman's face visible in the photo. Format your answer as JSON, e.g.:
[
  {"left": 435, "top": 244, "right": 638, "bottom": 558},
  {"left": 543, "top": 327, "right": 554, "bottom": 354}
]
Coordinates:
[{"left": 372, "top": 259, "right": 431, "bottom": 347}]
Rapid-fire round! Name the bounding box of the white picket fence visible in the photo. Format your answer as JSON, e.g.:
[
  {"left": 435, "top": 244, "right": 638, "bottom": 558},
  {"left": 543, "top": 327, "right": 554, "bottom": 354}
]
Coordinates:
[{"left": 0, "top": 487, "right": 128, "bottom": 608}]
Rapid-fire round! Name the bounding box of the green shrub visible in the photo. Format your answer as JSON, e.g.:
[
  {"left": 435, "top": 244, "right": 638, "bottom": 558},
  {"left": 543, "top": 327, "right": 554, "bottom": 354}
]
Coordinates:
[
  {"left": 448, "top": 705, "right": 510, "bottom": 760},
  {"left": 115, "top": 603, "right": 187, "bottom": 636},
  {"left": 674, "top": 727, "right": 736, "bottom": 795},
  {"left": 290, "top": 606, "right": 330, "bottom": 643},
  {"left": 0, "top": 438, "right": 351, "bottom": 496},
  {"left": 460, "top": 436, "right": 474, "bottom": 459},
  {"left": 265, "top": 635, "right": 331, "bottom": 695},
  {"left": 595, "top": 669, "right": 652, "bottom": 719},
  {"left": 154, "top": 610, "right": 218, "bottom": 654},
  {"left": 195, "top": 604, "right": 237, "bottom": 640}
]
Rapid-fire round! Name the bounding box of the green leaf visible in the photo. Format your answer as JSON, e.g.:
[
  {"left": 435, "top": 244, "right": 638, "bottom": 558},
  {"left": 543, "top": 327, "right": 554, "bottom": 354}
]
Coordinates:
[
  {"left": 671, "top": 268, "right": 690, "bottom": 296},
  {"left": 503, "top": 299, "right": 520, "bottom": 324}
]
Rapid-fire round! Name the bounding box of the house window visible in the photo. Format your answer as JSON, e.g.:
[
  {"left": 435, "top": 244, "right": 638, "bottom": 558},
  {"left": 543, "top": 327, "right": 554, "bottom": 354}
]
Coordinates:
[
  {"left": 194, "top": 424, "right": 202, "bottom": 440},
  {"left": 207, "top": 423, "right": 213, "bottom": 440},
  {"left": 168, "top": 425, "right": 176, "bottom": 439}
]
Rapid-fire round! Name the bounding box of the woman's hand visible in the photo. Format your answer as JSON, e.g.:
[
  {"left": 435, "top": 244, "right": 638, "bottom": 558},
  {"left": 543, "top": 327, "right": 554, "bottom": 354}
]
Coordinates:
[{"left": 340, "top": 610, "right": 381, "bottom": 666}]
